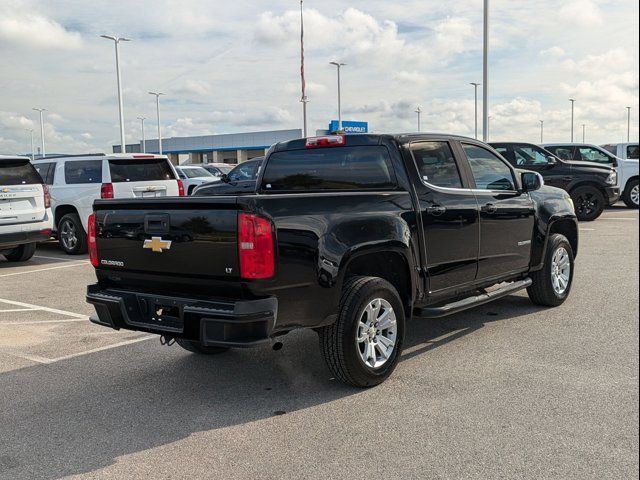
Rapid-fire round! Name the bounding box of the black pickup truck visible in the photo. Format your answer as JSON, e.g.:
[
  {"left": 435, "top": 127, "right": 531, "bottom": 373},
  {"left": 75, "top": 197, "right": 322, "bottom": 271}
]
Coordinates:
[{"left": 86, "top": 134, "right": 578, "bottom": 387}]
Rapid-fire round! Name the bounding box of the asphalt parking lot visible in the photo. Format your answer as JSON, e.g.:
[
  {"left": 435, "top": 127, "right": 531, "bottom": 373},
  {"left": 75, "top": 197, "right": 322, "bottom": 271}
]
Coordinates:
[{"left": 0, "top": 205, "right": 638, "bottom": 480}]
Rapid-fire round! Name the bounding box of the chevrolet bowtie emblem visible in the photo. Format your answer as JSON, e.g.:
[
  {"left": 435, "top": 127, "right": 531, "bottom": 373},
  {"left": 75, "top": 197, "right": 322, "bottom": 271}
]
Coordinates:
[
  {"left": 1, "top": 188, "right": 8, "bottom": 193},
  {"left": 143, "top": 236, "right": 172, "bottom": 253},
  {"left": 146, "top": 186, "right": 157, "bottom": 192}
]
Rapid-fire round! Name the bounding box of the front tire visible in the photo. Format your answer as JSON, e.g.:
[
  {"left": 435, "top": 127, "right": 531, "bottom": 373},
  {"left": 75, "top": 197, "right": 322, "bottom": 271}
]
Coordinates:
[
  {"left": 175, "top": 339, "right": 229, "bottom": 355},
  {"left": 570, "top": 186, "right": 605, "bottom": 221},
  {"left": 4, "top": 243, "right": 37, "bottom": 262},
  {"left": 622, "top": 179, "right": 639, "bottom": 209},
  {"left": 58, "top": 213, "right": 87, "bottom": 255},
  {"left": 318, "top": 276, "right": 406, "bottom": 388},
  {"left": 527, "top": 234, "right": 574, "bottom": 307}
]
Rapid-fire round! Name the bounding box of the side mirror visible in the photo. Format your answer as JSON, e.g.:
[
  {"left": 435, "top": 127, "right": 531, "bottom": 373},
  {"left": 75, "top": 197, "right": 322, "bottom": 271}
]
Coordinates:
[
  {"left": 547, "top": 156, "right": 557, "bottom": 165},
  {"left": 522, "top": 171, "right": 543, "bottom": 192}
]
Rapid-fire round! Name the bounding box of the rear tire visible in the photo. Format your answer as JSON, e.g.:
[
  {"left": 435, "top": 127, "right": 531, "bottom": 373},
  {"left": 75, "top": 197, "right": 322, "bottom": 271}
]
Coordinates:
[
  {"left": 527, "top": 234, "right": 574, "bottom": 307},
  {"left": 570, "top": 186, "right": 605, "bottom": 221},
  {"left": 175, "top": 339, "right": 229, "bottom": 355},
  {"left": 4, "top": 243, "right": 36, "bottom": 262},
  {"left": 58, "top": 213, "right": 87, "bottom": 255},
  {"left": 622, "top": 178, "right": 639, "bottom": 209},
  {"left": 318, "top": 276, "right": 406, "bottom": 388}
]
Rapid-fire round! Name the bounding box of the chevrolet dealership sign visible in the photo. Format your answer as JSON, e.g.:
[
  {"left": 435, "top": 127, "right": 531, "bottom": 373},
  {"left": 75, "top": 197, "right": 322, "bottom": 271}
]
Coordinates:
[{"left": 329, "top": 120, "right": 369, "bottom": 134}]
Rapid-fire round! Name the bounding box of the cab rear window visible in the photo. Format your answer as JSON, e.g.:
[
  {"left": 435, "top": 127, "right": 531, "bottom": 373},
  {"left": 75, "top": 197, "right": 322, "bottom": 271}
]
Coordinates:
[
  {"left": 109, "top": 159, "right": 175, "bottom": 182},
  {"left": 261, "top": 146, "right": 396, "bottom": 191},
  {"left": 0, "top": 160, "right": 43, "bottom": 185}
]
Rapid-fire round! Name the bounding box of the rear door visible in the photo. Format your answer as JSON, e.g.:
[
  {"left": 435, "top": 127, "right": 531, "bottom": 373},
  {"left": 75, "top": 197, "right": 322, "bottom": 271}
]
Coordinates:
[
  {"left": 0, "top": 158, "right": 46, "bottom": 226},
  {"left": 458, "top": 142, "right": 535, "bottom": 281},
  {"left": 407, "top": 140, "right": 480, "bottom": 292},
  {"left": 108, "top": 157, "right": 179, "bottom": 198}
]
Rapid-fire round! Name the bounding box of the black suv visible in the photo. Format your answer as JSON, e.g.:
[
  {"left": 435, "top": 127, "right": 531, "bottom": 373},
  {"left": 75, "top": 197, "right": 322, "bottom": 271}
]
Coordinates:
[{"left": 491, "top": 142, "right": 618, "bottom": 221}]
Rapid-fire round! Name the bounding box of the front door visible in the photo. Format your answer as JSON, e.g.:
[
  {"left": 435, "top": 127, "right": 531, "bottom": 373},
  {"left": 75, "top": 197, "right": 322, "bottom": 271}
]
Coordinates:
[
  {"left": 408, "top": 140, "right": 480, "bottom": 293},
  {"left": 459, "top": 142, "right": 535, "bottom": 281}
]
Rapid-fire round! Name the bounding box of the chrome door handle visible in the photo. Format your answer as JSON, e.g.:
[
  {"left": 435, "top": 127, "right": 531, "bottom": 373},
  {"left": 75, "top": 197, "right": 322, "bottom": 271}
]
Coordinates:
[
  {"left": 482, "top": 203, "right": 498, "bottom": 214},
  {"left": 426, "top": 205, "right": 446, "bottom": 216}
]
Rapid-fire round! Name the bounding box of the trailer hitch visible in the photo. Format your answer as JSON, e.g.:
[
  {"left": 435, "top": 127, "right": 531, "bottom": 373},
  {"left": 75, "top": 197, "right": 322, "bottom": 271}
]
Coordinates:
[{"left": 160, "top": 335, "right": 175, "bottom": 346}]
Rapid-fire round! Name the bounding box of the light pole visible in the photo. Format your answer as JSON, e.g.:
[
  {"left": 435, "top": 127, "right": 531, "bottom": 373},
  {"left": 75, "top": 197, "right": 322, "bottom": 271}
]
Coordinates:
[
  {"left": 482, "top": 0, "right": 489, "bottom": 141},
  {"left": 539, "top": 120, "right": 544, "bottom": 143},
  {"left": 100, "top": 35, "right": 130, "bottom": 153},
  {"left": 569, "top": 98, "right": 575, "bottom": 142},
  {"left": 26, "top": 129, "right": 35, "bottom": 161},
  {"left": 415, "top": 106, "right": 422, "bottom": 132},
  {"left": 329, "top": 61, "right": 346, "bottom": 132},
  {"left": 582, "top": 124, "right": 586, "bottom": 143},
  {"left": 300, "top": 0, "right": 308, "bottom": 138},
  {"left": 470, "top": 82, "right": 480, "bottom": 139},
  {"left": 32, "top": 108, "right": 46, "bottom": 157},
  {"left": 487, "top": 115, "right": 492, "bottom": 141},
  {"left": 148, "top": 92, "right": 165, "bottom": 154},
  {"left": 627, "top": 106, "right": 631, "bottom": 142},
  {"left": 137, "top": 116, "right": 146, "bottom": 153}
]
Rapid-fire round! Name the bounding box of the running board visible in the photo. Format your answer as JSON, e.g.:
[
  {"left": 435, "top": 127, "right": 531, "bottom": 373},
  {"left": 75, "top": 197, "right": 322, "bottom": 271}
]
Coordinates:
[{"left": 414, "top": 278, "right": 532, "bottom": 319}]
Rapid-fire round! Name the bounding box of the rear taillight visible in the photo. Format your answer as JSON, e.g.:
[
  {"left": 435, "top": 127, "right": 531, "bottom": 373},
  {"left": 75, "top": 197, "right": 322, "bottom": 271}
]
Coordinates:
[
  {"left": 305, "top": 134, "right": 346, "bottom": 149},
  {"left": 238, "top": 213, "right": 275, "bottom": 279},
  {"left": 177, "top": 179, "right": 185, "bottom": 197},
  {"left": 101, "top": 183, "right": 114, "bottom": 199},
  {"left": 88, "top": 213, "right": 99, "bottom": 268},
  {"left": 42, "top": 184, "right": 51, "bottom": 209}
]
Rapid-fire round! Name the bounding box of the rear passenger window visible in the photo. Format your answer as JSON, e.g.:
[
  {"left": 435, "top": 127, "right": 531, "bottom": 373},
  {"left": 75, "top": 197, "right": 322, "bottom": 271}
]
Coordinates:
[
  {"left": 548, "top": 147, "right": 575, "bottom": 161},
  {"left": 462, "top": 144, "right": 515, "bottom": 191},
  {"left": 34, "top": 162, "right": 56, "bottom": 185},
  {"left": 64, "top": 160, "right": 103, "bottom": 184},
  {"left": 261, "top": 146, "right": 396, "bottom": 191},
  {"left": 411, "top": 142, "right": 463, "bottom": 188}
]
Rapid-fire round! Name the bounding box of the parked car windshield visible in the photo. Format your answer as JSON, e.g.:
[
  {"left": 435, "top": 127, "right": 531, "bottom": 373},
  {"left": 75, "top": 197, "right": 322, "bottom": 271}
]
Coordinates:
[
  {"left": 261, "top": 146, "right": 396, "bottom": 191},
  {"left": 0, "top": 159, "right": 42, "bottom": 185},
  {"left": 109, "top": 158, "right": 175, "bottom": 182},
  {"left": 180, "top": 167, "right": 213, "bottom": 178}
]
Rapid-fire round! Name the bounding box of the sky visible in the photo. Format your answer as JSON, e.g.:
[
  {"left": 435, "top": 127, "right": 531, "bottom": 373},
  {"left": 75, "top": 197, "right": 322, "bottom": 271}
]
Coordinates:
[{"left": 0, "top": 0, "right": 638, "bottom": 155}]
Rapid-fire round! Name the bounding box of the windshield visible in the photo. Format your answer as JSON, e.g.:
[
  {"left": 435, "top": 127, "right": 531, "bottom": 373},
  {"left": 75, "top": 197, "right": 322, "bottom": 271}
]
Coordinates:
[
  {"left": 181, "top": 167, "right": 213, "bottom": 178},
  {"left": 109, "top": 158, "right": 175, "bottom": 182},
  {"left": 0, "top": 159, "right": 43, "bottom": 185}
]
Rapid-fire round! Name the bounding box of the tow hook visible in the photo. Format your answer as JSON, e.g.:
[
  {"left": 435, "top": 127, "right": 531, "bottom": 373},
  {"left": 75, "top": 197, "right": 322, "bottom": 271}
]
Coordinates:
[
  {"left": 272, "top": 341, "right": 283, "bottom": 351},
  {"left": 160, "top": 335, "right": 175, "bottom": 346}
]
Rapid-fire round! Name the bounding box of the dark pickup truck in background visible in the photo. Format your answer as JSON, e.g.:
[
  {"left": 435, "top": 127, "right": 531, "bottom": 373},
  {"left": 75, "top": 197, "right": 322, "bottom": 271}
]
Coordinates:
[
  {"left": 86, "top": 134, "right": 578, "bottom": 387},
  {"left": 491, "top": 142, "right": 618, "bottom": 221}
]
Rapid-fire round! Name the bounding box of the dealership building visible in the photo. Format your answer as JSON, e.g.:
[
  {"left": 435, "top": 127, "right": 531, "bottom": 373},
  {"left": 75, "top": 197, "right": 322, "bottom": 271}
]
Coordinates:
[
  {"left": 112, "top": 122, "right": 369, "bottom": 165},
  {"left": 113, "top": 129, "right": 302, "bottom": 165}
]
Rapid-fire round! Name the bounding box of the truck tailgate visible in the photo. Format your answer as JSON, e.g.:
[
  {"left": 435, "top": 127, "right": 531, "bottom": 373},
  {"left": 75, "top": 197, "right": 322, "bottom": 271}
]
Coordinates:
[{"left": 94, "top": 197, "right": 239, "bottom": 279}]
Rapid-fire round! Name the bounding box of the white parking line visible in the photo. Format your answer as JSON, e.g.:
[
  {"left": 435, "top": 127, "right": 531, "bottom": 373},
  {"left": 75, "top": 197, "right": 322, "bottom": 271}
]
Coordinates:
[
  {"left": 0, "top": 261, "right": 89, "bottom": 278},
  {"left": 579, "top": 228, "right": 595, "bottom": 231},
  {"left": 0, "top": 308, "right": 38, "bottom": 313},
  {"left": 601, "top": 217, "right": 637, "bottom": 220},
  {"left": 0, "top": 297, "right": 88, "bottom": 319},
  {"left": 6, "top": 335, "right": 155, "bottom": 364},
  {"left": 34, "top": 255, "right": 84, "bottom": 262},
  {"left": 0, "top": 318, "right": 87, "bottom": 325}
]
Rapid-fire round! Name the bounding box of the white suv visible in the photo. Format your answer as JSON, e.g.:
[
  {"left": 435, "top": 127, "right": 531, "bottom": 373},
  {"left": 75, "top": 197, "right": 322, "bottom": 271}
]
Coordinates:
[
  {"left": 543, "top": 143, "right": 640, "bottom": 208},
  {"left": 33, "top": 154, "right": 183, "bottom": 254},
  {"left": 1, "top": 155, "right": 53, "bottom": 262},
  {"left": 601, "top": 143, "right": 639, "bottom": 208}
]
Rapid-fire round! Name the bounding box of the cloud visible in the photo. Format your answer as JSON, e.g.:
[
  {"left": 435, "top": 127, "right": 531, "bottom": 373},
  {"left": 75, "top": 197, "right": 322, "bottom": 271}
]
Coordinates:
[
  {"left": 539, "top": 46, "right": 566, "bottom": 57},
  {"left": 0, "top": 13, "right": 82, "bottom": 50},
  {"left": 558, "top": 0, "right": 602, "bottom": 27}
]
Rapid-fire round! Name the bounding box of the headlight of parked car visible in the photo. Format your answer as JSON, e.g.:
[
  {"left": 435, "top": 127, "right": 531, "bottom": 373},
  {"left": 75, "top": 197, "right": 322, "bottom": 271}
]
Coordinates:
[{"left": 606, "top": 171, "right": 617, "bottom": 185}]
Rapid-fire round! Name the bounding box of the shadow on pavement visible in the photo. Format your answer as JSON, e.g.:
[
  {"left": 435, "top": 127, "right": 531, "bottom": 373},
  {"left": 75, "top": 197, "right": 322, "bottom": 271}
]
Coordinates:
[{"left": 0, "top": 293, "right": 544, "bottom": 479}]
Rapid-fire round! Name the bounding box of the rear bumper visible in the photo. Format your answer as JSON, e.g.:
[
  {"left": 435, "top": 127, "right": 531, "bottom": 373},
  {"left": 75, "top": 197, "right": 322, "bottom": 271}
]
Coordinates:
[
  {"left": 605, "top": 186, "right": 621, "bottom": 205},
  {"left": 0, "top": 229, "right": 51, "bottom": 250},
  {"left": 86, "top": 284, "right": 277, "bottom": 348}
]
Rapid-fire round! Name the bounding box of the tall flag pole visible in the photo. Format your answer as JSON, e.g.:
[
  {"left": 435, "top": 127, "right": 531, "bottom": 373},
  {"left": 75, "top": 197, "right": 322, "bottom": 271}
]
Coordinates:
[{"left": 300, "top": 0, "right": 308, "bottom": 138}]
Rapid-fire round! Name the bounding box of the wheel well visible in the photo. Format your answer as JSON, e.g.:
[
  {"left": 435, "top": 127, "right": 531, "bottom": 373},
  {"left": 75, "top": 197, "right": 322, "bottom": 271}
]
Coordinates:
[
  {"left": 568, "top": 181, "right": 607, "bottom": 198},
  {"left": 344, "top": 251, "right": 412, "bottom": 318},
  {"left": 550, "top": 220, "right": 578, "bottom": 257},
  {"left": 624, "top": 175, "right": 639, "bottom": 191},
  {"left": 54, "top": 205, "right": 79, "bottom": 229}
]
